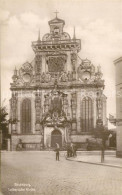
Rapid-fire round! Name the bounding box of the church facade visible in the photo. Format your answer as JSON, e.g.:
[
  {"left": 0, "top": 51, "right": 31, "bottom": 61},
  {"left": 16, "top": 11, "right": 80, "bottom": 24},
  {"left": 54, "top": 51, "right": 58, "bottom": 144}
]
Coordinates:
[{"left": 9, "top": 15, "right": 107, "bottom": 150}]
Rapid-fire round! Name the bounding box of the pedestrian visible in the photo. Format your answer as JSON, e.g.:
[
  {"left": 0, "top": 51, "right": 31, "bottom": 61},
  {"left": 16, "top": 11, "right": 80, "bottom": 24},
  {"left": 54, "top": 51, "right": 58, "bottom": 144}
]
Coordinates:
[
  {"left": 55, "top": 143, "right": 60, "bottom": 161},
  {"left": 73, "top": 144, "right": 77, "bottom": 157},
  {"left": 70, "top": 142, "right": 74, "bottom": 157},
  {"left": 67, "top": 144, "right": 70, "bottom": 157}
]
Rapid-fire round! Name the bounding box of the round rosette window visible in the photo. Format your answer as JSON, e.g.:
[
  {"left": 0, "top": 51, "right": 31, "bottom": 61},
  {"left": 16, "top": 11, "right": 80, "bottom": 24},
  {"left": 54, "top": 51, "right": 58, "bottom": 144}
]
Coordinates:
[
  {"left": 23, "top": 73, "right": 31, "bottom": 83},
  {"left": 81, "top": 71, "right": 91, "bottom": 81}
]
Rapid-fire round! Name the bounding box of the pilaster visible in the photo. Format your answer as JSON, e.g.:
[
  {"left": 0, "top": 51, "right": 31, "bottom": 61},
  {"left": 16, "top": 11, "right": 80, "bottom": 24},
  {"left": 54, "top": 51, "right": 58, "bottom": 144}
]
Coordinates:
[
  {"left": 17, "top": 96, "right": 21, "bottom": 134},
  {"left": 31, "top": 93, "right": 36, "bottom": 134},
  {"left": 77, "top": 90, "right": 81, "bottom": 133},
  {"left": 102, "top": 97, "right": 107, "bottom": 126},
  {"left": 66, "top": 51, "right": 72, "bottom": 72},
  {"left": 93, "top": 97, "right": 97, "bottom": 128},
  {"left": 42, "top": 54, "right": 46, "bottom": 73}
]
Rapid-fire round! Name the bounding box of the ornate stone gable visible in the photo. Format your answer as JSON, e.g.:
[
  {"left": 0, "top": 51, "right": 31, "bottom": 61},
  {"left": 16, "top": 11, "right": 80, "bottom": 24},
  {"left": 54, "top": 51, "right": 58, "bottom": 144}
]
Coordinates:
[
  {"left": 78, "top": 59, "right": 104, "bottom": 85},
  {"left": 11, "top": 62, "right": 35, "bottom": 87}
]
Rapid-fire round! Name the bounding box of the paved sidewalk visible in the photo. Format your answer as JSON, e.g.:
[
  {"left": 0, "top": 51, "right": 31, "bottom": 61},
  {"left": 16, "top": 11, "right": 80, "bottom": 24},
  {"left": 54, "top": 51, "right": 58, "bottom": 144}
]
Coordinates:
[{"left": 67, "top": 151, "right": 122, "bottom": 168}]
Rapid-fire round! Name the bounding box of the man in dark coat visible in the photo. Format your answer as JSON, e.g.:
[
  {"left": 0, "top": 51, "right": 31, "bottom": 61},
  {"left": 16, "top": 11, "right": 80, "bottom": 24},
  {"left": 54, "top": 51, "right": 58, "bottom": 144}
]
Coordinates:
[{"left": 55, "top": 143, "right": 60, "bottom": 161}]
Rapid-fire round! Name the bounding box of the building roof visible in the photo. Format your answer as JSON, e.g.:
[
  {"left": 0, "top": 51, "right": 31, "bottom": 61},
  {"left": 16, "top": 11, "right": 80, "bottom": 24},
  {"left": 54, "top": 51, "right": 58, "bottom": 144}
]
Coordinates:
[
  {"left": 114, "top": 56, "right": 122, "bottom": 64},
  {"left": 48, "top": 17, "right": 65, "bottom": 25}
]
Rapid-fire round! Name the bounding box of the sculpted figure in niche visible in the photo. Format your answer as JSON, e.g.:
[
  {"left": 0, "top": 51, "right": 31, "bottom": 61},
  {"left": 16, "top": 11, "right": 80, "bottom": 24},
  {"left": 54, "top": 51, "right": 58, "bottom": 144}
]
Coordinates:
[
  {"left": 60, "top": 72, "right": 68, "bottom": 82},
  {"left": 45, "top": 72, "right": 51, "bottom": 83},
  {"left": 41, "top": 72, "right": 45, "bottom": 83},
  {"left": 67, "top": 71, "right": 73, "bottom": 81},
  {"left": 91, "top": 64, "right": 95, "bottom": 74},
  {"left": 95, "top": 66, "right": 103, "bottom": 81}
]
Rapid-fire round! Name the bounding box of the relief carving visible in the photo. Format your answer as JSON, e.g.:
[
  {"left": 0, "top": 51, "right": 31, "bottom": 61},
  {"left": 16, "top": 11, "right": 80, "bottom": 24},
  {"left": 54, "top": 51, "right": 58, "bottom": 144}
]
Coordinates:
[
  {"left": 35, "top": 94, "right": 41, "bottom": 123},
  {"left": 41, "top": 86, "right": 68, "bottom": 126},
  {"left": 47, "top": 56, "right": 66, "bottom": 72},
  {"left": 11, "top": 93, "right": 18, "bottom": 120},
  {"left": 19, "top": 62, "right": 33, "bottom": 84}
]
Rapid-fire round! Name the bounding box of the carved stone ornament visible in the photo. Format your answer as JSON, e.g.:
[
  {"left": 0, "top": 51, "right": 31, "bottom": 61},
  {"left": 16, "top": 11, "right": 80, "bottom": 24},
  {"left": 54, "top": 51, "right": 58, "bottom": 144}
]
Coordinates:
[
  {"left": 77, "top": 59, "right": 102, "bottom": 83},
  {"left": 42, "top": 31, "right": 70, "bottom": 41},
  {"left": 41, "top": 85, "right": 68, "bottom": 125},
  {"left": 15, "top": 78, "right": 24, "bottom": 86},
  {"left": 42, "top": 33, "right": 52, "bottom": 41},
  {"left": 60, "top": 32, "right": 71, "bottom": 40},
  {"left": 47, "top": 56, "right": 66, "bottom": 72},
  {"left": 95, "top": 68, "right": 103, "bottom": 80},
  {"left": 11, "top": 95, "right": 18, "bottom": 120},
  {"left": 19, "top": 62, "right": 33, "bottom": 83}
]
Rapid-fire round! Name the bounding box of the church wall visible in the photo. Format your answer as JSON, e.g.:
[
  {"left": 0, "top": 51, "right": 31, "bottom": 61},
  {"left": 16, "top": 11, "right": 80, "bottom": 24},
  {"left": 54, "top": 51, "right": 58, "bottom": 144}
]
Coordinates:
[
  {"left": 9, "top": 15, "right": 107, "bottom": 150},
  {"left": 114, "top": 57, "right": 122, "bottom": 157}
]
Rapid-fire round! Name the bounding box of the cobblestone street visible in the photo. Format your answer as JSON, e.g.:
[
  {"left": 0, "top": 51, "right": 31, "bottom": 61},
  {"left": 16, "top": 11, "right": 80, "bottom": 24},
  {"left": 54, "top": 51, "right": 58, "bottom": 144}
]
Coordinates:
[{"left": 1, "top": 151, "right": 122, "bottom": 195}]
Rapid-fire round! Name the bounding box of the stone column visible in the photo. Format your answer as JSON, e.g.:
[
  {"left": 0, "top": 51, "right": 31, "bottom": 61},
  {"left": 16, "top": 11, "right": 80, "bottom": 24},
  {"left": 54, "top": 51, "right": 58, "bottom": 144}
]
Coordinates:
[
  {"left": 102, "top": 96, "right": 107, "bottom": 126},
  {"left": 77, "top": 90, "right": 81, "bottom": 133},
  {"left": 71, "top": 92, "right": 77, "bottom": 135},
  {"left": 7, "top": 139, "right": 11, "bottom": 151},
  {"left": 41, "top": 90, "right": 45, "bottom": 117},
  {"left": 42, "top": 54, "right": 46, "bottom": 73},
  {"left": 17, "top": 97, "right": 21, "bottom": 134},
  {"left": 66, "top": 51, "right": 72, "bottom": 72},
  {"left": 67, "top": 93, "right": 72, "bottom": 120},
  {"left": 93, "top": 97, "right": 97, "bottom": 128},
  {"left": 8, "top": 123, "right": 11, "bottom": 134}
]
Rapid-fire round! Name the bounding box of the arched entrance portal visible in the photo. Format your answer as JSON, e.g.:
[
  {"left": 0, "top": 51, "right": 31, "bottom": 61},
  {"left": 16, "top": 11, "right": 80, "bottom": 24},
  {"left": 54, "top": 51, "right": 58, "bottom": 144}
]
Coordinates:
[{"left": 51, "top": 130, "right": 62, "bottom": 148}]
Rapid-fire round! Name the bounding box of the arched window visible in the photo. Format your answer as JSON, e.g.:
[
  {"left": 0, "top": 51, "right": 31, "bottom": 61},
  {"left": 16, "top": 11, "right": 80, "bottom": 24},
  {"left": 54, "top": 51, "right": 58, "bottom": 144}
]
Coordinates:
[
  {"left": 81, "top": 97, "right": 93, "bottom": 132},
  {"left": 21, "top": 99, "right": 31, "bottom": 134}
]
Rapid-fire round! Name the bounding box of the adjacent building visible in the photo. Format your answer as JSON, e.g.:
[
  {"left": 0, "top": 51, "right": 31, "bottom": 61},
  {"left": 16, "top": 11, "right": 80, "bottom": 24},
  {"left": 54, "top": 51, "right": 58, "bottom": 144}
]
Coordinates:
[
  {"left": 9, "top": 15, "right": 107, "bottom": 150},
  {"left": 114, "top": 57, "right": 122, "bottom": 157}
]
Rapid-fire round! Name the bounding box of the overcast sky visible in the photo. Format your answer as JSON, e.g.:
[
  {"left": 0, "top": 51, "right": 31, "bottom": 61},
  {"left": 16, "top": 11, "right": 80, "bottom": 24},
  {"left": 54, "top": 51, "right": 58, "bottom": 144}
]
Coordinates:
[{"left": 0, "top": 0, "right": 122, "bottom": 128}]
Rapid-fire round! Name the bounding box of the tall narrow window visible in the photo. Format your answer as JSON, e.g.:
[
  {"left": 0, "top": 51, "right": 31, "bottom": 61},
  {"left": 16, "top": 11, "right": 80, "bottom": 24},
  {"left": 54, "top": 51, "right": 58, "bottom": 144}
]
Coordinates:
[
  {"left": 21, "top": 99, "right": 31, "bottom": 133},
  {"left": 71, "top": 93, "right": 77, "bottom": 119},
  {"left": 81, "top": 97, "right": 93, "bottom": 132}
]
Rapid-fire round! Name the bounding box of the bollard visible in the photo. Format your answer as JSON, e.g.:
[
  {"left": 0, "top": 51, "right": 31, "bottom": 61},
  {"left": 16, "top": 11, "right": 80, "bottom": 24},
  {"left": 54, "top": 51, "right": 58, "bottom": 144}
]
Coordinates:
[{"left": 7, "top": 139, "right": 11, "bottom": 151}]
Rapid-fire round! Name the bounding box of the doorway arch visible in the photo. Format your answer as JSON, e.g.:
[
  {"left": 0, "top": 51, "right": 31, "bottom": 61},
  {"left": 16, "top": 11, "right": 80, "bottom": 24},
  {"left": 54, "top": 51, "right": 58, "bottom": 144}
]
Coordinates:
[{"left": 51, "top": 130, "right": 62, "bottom": 148}]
